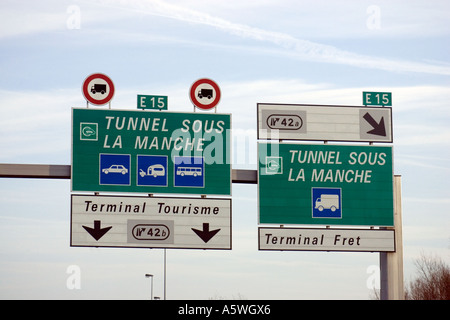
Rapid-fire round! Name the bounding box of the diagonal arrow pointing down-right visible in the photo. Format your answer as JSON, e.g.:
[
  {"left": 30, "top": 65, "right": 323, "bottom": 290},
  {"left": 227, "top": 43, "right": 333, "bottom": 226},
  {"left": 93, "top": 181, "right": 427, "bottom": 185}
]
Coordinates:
[
  {"left": 192, "top": 223, "right": 221, "bottom": 243},
  {"left": 363, "top": 112, "right": 386, "bottom": 137}
]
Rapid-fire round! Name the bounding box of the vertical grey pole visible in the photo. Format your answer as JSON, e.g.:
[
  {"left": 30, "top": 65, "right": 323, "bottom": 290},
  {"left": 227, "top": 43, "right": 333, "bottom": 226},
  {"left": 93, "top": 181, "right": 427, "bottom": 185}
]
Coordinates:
[
  {"left": 164, "top": 248, "right": 167, "bottom": 300},
  {"left": 389, "top": 175, "right": 404, "bottom": 299},
  {"left": 145, "top": 274, "right": 153, "bottom": 300},
  {"left": 380, "top": 251, "right": 388, "bottom": 300},
  {"left": 379, "top": 175, "right": 403, "bottom": 300}
]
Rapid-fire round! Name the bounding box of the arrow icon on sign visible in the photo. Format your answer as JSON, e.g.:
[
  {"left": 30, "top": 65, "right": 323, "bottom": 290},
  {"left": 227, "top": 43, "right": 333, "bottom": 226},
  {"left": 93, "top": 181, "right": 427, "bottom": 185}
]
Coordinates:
[
  {"left": 191, "top": 223, "right": 221, "bottom": 243},
  {"left": 82, "top": 220, "right": 112, "bottom": 241},
  {"left": 363, "top": 112, "right": 386, "bottom": 137}
]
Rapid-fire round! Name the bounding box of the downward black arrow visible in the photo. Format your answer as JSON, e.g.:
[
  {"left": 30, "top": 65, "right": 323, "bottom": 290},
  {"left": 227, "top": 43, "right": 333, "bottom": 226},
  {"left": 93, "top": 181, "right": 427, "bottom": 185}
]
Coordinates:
[
  {"left": 363, "top": 112, "right": 386, "bottom": 137},
  {"left": 82, "top": 220, "right": 112, "bottom": 241},
  {"left": 192, "top": 223, "right": 221, "bottom": 243}
]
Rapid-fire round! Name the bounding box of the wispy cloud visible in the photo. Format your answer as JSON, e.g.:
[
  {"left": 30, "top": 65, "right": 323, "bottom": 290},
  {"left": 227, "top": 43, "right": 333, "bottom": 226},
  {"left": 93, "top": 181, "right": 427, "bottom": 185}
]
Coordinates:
[
  {"left": 90, "top": 0, "right": 450, "bottom": 75},
  {"left": 396, "top": 154, "right": 450, "bottom": 172},
  {"left": 0, "top": 89, "right": 74, "bottom": 162},
  {"left": 1, "top": 0, "right": 449, "bottom": 75}
]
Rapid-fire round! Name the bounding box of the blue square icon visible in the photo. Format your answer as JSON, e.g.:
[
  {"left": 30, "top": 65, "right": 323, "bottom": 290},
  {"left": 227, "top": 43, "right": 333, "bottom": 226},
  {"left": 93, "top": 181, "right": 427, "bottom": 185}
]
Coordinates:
[
  {"left": 99, "top": 154, "right": 131, "bottom": 186},
  {"left": 137, "top": 155, "right": 168, "bottom": 187},
  {"left": 312, "top": 187, "right": 342, "bottom": 219},
  {"left": 174, "top": 156, "right": 204, "bottom": 188}
]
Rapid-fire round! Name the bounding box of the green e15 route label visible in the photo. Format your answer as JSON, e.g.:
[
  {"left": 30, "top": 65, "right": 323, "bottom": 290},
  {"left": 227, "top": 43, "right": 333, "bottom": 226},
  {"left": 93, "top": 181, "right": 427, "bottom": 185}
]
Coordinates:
[
  {"left": 72, "top": 108, "right": 231, "bottom": 195},
  {"left": 258, "top": 142, "right": 393, "bottom": 226},
  {"left": 363, "top": 91, "right": 392, "bottom": 106}
]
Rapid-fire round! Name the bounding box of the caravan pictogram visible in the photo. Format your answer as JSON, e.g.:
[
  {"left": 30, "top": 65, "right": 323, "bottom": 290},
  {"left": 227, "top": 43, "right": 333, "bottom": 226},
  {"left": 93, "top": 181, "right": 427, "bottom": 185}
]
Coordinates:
[{"left": 137, "top": 155, "right": 168, "bottom": 187}]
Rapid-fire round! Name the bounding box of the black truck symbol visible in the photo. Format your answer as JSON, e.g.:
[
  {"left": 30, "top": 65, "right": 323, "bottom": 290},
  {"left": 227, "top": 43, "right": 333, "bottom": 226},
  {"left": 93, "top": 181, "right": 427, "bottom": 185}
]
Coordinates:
[
  {"left": 91, "top": 84, "right": 107, "bottom": 95},
  {"left": 198, "top": 88, "right": 213, "bottom": 99}
]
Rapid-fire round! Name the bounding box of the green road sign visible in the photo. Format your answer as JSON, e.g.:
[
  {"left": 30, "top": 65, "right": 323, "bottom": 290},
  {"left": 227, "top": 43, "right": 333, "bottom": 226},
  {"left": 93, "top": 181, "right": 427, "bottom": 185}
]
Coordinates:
[
  {"left": 72, "top": 108, "right": 231, "bottom": 195},
  {"left": 258, "top": 142, "right": 394, "bottom": 226},
  {"left": 363, "top": 91, "right": 392, "bottom": 106},
  {"left": 137, "top": 95, "right": 168, "bottom": 110}
]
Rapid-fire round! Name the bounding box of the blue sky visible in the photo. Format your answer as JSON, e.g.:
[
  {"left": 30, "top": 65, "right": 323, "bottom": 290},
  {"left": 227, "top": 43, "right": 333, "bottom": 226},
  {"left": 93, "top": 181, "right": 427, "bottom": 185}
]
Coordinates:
[{"left": 0, "top": 0, "right": 449, "bottom": 299}]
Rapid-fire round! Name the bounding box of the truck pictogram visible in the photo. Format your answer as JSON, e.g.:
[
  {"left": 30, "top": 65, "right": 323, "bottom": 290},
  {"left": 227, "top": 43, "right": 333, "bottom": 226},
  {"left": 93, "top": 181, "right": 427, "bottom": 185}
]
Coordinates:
[
  {"left": 91, "top": 84, "right": 107, "bottom": 94},
  {"left": 315, "top": 194, "right": 340, "bottom": 212},
  {"left": 198, "top": 88, "right": 213, "bottom": 99}
]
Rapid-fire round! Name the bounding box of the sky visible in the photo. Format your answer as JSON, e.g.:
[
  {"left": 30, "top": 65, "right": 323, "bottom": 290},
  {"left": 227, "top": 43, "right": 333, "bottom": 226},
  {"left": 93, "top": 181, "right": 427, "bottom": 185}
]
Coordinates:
[{"left": 0, "top": 0, "right": 449, "bottom": 300}]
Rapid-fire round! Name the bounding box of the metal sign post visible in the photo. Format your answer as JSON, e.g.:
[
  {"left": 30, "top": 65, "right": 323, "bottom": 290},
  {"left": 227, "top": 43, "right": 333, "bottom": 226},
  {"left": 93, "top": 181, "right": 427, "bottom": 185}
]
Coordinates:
[{"left": 380, "top": 175, "right": 404, "bottom": 300}]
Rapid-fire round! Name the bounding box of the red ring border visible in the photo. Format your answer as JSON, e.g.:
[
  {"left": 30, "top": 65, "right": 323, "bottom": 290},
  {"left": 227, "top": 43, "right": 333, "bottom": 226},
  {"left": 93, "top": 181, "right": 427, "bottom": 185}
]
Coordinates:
[
  {"left": 189, "top": 78, "right": 221, "bottom": 110},
  {"left": 82, "top": 73, "right": 115, "bottom": 106}
]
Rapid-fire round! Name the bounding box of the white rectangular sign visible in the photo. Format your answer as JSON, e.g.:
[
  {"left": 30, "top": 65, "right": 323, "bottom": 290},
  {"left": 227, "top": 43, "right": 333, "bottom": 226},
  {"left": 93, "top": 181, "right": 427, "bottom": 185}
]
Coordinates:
[
  {"left": 257, "top": 103, "right": 393, "bottom": 143},
  {"left": 71, "top": 194, "right": 231, "bottom": 249},
  {"left": 258, "top": 227, "right": 395, "bottom": 252}
]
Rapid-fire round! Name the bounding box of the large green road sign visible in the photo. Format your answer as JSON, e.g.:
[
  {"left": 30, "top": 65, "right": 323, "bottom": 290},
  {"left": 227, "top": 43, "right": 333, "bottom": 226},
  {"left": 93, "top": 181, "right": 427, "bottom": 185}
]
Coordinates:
[
  {"left": 72, "top": 108, "right": 231, "bottom": 195},
  {"left": 258, "top": 142, "right": 393, "bottom": 226}
]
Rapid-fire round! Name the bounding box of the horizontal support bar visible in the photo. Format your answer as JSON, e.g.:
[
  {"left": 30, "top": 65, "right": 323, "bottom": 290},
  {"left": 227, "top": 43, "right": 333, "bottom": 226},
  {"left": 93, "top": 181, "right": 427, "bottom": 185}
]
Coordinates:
[
  {"left": 0, "top": 163, "right": 258, "bottom": 184},
  {"left": 0, "top": 163, "right": 71, "bottom": 179},
  {"left": 232, "top": 169, "right": 257, "bottom": 184}
]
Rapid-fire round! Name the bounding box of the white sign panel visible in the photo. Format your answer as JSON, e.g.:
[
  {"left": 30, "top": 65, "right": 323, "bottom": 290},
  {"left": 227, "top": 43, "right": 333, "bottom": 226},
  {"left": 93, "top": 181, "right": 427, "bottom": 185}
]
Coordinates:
[
  {"left": 71, "top": 194, "right": 231, "bottom": 250},
  {"left": 258, "top": 227, "right": 395, "bottom": 252},
  {"left": 257, "top": 103, "right": 392, "bottom": 143}
]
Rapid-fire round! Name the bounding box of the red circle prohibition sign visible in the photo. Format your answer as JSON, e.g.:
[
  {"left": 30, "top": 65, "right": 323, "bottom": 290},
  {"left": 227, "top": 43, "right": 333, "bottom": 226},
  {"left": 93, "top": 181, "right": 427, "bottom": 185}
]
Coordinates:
[
  {"left": 189, "top": 78, "right": 221, "bottom": 110},
  {"left": 82, "top": 73, "right": 115, "bottom": 106}
]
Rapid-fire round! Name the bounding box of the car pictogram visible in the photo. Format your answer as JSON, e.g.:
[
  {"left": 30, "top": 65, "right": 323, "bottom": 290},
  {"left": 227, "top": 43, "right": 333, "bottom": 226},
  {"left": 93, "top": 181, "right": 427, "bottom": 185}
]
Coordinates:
[{"left": 102, "top": 165, "right": 128, "bottom": 175}]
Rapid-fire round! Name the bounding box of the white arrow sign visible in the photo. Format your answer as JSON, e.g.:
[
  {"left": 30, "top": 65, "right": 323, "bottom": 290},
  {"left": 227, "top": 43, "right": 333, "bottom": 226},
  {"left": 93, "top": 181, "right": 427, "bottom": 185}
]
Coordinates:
[
  {"left": 258, "top": 103, "right": 392, "bottom": 143},
  {"left": 71, "top": 194, "right": 231, "bottom": 250}
]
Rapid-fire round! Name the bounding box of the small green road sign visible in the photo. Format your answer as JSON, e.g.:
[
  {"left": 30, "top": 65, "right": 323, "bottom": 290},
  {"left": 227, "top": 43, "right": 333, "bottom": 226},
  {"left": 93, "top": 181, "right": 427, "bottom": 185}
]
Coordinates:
[
  {"left": 137, "top": 95, "right": 168, "bottom": 110},
  {"left": 258, "top": 142, "right": 394, "bottom": 226},
  {"left": 363, "top": 91, "right": 392, "bottom": 106},
  {"left": 72, "top": 108, "right": 231, "bottom": 195}
]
